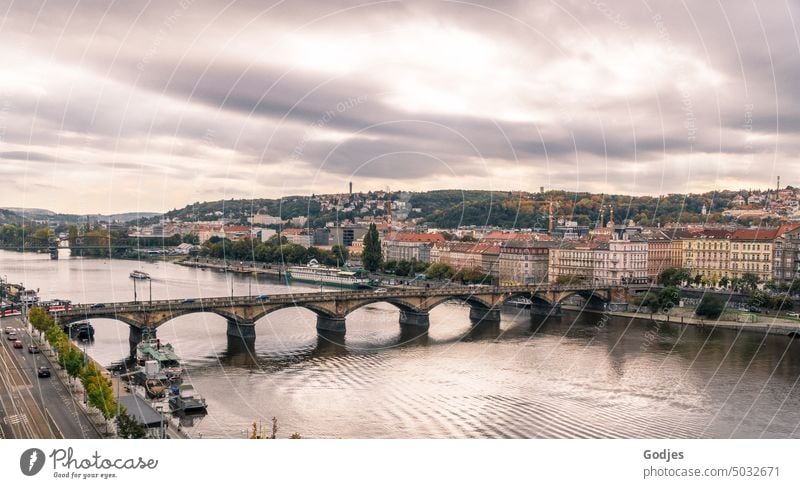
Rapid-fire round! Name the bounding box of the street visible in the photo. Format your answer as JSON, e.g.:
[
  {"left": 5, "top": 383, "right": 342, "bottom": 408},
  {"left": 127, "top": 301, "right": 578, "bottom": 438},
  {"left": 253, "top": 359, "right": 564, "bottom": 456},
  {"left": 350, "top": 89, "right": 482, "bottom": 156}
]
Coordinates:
[{"left": 0, "top": 316, "right": 100, "bottom": 439}]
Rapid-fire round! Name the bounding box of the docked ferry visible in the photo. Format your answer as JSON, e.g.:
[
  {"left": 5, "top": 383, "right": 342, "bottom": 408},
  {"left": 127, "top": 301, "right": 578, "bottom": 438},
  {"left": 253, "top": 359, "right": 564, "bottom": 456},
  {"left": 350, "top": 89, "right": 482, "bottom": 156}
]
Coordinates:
[{"left": 287, "top": 259, "right": 369, "bottom": 289}]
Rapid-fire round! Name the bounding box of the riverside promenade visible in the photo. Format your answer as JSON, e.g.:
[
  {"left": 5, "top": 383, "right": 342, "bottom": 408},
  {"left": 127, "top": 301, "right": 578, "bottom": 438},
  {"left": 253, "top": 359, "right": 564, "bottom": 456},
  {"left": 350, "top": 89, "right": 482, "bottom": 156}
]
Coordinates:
[{"left": 564, "top": 305, "right": 800, "bottom": 336}]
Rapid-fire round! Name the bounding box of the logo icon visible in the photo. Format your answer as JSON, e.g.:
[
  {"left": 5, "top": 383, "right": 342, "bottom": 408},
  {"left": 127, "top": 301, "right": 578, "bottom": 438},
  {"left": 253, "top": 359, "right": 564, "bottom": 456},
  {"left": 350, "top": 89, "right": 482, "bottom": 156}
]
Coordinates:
[{"left": 20, "top": 448, "right": 46, "bottom": 476}]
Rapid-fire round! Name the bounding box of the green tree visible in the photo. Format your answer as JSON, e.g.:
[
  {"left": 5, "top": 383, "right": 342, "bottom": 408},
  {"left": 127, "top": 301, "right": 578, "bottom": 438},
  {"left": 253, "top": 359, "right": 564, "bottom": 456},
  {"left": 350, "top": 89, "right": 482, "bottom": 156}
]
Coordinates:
[
  {"left": 63, "top": 348, "right": 84, "bottom": 383},
  {"left": 639, "top": 292, "right": 660, "bottom": 312},
  {"left": 116, "top": 410, "right": 147, "bottom": 439},
  {"left": 361, "top": 223, "right": 382, "bottom": 272},
  {"left": 395, "top": 260, "right": 412, "bottom": 277},
  {"left": 740, "top": 272, "right": 760, "bottom": 291},
  {"left": 425, "top": 262, "right": 454, "bottom": 280},
  {"left": 658, "top": 286, "right": 681, "bottom": 311},
  {"left": 81, "top": 362, "right": 117, "bottom": 421},
  {"left": 331, "top": 244, "right": 349, "bottom": 265},
  {"left": 696, "top": 295, "right": 724, "bottom": 319},
  {"left": 719, "top": 276, "right": 730, "bottom": 288},
  {"left": 693, "top": 274, "right": 702, "bottom": 286}
]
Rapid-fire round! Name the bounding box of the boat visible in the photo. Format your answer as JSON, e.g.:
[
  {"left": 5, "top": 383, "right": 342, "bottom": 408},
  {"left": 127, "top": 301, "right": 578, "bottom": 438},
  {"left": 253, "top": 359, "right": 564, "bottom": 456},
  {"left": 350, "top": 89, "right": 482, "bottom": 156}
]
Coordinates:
[
  {"left": 62, "top": 321, "right": 95, "bottom": 341},
  {"left": 144, "top": 377, "right": 168, "bottom": 399},
  {"left": 287, "top": 259, "right": 369, "bottom": 289},
  {"left": 169, "top": 384, "right": 208, "bottom": 413},
  {"left": 130, "top": 270, "right": 151, "bottom": 280},
  {"left": 506, "top": 297, "right": 533, "bottom": 309},
  {"left": 136, "top": 338, "right": 184, "bottom": 384}
]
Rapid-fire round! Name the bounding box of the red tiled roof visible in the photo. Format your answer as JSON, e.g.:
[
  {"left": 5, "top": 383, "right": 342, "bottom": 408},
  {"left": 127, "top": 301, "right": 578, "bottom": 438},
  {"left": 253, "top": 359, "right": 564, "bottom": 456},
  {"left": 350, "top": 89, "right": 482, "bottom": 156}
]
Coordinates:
[
  {"left": 730, "top": 228, "right": 779, "bottom": 241},
  {"left": 482, "top": 231, "right": 555, "bottom": 241},
  {"left": 449, "top": 242, "right": 500, "bottom": 254},
  {"left": 386, "top": 232, "right": 445, "bottom": 243}
]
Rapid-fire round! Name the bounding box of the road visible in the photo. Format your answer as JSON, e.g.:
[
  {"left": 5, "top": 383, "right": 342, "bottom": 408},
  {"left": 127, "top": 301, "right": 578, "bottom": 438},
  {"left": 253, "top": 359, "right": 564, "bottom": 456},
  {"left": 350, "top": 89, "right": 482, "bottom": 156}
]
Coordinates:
[{"left": 0, "top": 316, "right": 101, "bottom": 439}]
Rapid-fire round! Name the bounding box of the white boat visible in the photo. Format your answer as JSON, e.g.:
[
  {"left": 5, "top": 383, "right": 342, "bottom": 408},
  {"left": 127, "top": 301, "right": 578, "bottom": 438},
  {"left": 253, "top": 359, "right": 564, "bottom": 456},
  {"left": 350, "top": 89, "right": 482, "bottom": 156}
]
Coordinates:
[
  {"left": 129, "top": 270, "right": 151, "bottom": 280},
  {"left": 506, "top": 297, "right": 533, "bottom": 309},
  {"left": 287, "top": 259, "right": 369, "bottom": 289}
]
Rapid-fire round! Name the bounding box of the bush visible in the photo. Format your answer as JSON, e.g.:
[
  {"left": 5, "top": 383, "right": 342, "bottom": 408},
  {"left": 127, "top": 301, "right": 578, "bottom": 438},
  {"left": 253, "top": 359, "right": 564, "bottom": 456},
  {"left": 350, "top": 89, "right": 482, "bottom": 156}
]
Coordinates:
[{"left": 696, "top": 295, "right": 724, "bottom": 319}]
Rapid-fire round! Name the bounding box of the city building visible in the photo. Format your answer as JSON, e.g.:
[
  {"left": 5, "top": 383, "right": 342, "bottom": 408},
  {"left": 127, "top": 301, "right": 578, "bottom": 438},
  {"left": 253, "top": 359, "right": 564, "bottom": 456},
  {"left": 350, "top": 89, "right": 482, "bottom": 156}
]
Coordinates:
[
  {"left": 593, "top": 235, "right": 648, "bottom": 285},
  {"left": 680, "top": 229, "right": 732, "bottom": 284},
  {"left": 383, "top": 232, "right": 445, "bottom": 263},
  {"left": 330, "top": 225, "right": 368, "bottom": 247},
  {"left": 773, "top": 224, "right": 800, "bottom": 285},
  {"left": 641, "top": 230, "right": 678, "bottom": 282},
  {"left": 498, "top": 240, "right": 555, "bottom": 285},
  {"left": 730, "top": 228, "right": 779, "bottom": 282},
  {"left": 281, "top": 228, "right": 313, "bottom": 247},
  {"left": 446, "top": 242, "right": 500, "bottom": 277},
  {"left": 548, "top": 241, "right": 601, "bottom": 283}
]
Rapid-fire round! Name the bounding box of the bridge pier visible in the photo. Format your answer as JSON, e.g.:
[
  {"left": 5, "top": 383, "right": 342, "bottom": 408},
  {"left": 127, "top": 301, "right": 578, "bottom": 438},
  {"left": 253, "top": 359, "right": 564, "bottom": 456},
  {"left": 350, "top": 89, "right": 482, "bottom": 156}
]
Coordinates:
[
  {"left": 316, "top": 315, "right": 346, "bottom": 333},
  {"left": 129, "top": 326, "right": 143, "bottom": 357},
  {"left": 227, "top": 319, "right": 256, "bottom": 339},
  {"left": 469, "top": 306, "right": 501, "bottom": 323},
  {"left": 399, "top": 310, "right": 430, "bottom": 329}
]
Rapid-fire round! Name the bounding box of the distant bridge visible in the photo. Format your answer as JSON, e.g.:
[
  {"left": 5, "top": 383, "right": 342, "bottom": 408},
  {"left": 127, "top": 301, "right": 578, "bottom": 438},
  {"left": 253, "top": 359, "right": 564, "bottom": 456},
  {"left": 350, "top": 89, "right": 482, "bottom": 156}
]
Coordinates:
[{"left": 52, "top": 284, "right": 631, "bottom": 354}]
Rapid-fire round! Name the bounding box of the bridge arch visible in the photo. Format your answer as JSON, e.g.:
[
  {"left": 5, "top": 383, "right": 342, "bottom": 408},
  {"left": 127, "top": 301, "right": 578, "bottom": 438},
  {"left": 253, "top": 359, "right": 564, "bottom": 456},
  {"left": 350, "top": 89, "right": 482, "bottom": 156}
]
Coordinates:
[
  {"left": 339, "top": 297, "right": 424, "bottom": 316},
  {"left": 495, "top": 291, "right": 556, "bottom": 308},
  {"left": 57, "top": 313, "right": 145, "bottom": 329},
  {"left": 422, "top": 293, "right": 494, "bottom": 312},
  {"left": 553, "top": 290, "right": 609, "bottom": 309},
  {"left": 248, "top": 302, "right": 342, "bottom": 322}
]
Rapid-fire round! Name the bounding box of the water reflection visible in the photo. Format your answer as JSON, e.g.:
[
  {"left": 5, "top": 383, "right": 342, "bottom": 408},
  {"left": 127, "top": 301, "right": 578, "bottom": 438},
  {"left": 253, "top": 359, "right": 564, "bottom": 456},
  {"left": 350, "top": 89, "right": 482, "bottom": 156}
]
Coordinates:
[{"left": 5, "top": 250, "right": 800, "bottom": 439}]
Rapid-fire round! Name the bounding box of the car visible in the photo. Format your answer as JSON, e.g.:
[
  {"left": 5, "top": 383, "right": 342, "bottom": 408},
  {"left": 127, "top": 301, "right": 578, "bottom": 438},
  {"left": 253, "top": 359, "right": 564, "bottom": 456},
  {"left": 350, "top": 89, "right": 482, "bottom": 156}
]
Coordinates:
[
  {"left": 37, "top": 366, "right": 51, "bottom": 378},
  {"left": 257, "top": 295, "right": 270, "bottom": 300},
  {"left": 7, "top": 332, "right": 17, "bottom": 341},
  {"left": 12, "top": 340, "right": 23, "bottom": 349},
  {"left": 786, "top": 312, "right": 800, "bottom": 318},
  {"left": 374, "top": 288, "right": 387, "bottom": 294},
  {"left": 28, "top": 344, "right": 40, "bottom": 354},
  {"left": 4, "top": 326, "right": 13, "bottom": 334},
  {"left": 90, "top": 303, "right": 106, "bottom": 309},
  {"left": 181, "top": 298, "right": 195, "bottom": 304}
]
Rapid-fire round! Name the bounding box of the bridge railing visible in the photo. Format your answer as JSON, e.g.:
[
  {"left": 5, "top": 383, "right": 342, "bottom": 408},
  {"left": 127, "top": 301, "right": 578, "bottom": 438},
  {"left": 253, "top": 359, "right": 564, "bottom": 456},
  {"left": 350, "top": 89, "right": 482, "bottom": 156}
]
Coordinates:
[{"left": 54, "top": 284, "right": 615, "bottom": 315}]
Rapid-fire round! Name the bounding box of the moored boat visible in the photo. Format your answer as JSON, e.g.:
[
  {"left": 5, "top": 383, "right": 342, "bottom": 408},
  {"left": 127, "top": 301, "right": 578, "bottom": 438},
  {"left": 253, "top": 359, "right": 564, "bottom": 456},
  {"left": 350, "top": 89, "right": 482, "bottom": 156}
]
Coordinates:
[
  {"left": 506, "top": 297, "right": 533, "bottom": 309},
  {"left": 287, "top": 259, "right": 369, "bottom": 289},
  {"left": 169, "top": 384, "right": 208, "bottom": 413},
  {"left": 136, "top": 338, "right": 183, "bottom": 384},
  {"left": 129, "top": 270, "right": 151, "bottom": 280}
]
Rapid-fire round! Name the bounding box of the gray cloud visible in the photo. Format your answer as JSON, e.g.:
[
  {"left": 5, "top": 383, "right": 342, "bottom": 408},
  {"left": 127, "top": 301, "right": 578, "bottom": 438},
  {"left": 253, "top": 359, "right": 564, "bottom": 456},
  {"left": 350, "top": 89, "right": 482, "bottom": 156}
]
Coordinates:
[{"left": 0, "top": 0, "right": 798, "bottom": 212}]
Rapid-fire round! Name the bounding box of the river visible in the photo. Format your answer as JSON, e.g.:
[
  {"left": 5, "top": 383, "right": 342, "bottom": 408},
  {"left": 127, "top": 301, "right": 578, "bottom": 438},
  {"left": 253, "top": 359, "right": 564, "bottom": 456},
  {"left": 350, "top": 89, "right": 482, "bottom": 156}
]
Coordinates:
[{"left": 2, "top": 249, "right": 800, "bottom": 438}]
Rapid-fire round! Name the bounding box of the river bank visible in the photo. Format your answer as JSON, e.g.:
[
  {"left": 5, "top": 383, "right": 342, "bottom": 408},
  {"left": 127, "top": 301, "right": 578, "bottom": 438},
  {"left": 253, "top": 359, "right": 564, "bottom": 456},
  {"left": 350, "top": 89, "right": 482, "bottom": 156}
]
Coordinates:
[{"left": 564, "top": 305, "right": 800, "bottom": 337}]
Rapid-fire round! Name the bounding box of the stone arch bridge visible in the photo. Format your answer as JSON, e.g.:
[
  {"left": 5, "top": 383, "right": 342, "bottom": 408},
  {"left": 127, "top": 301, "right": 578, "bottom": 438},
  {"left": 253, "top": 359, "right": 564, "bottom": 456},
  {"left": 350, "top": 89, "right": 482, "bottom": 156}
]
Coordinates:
[{"left": 52, "top": 284, "right": 630, "bottom": 354}]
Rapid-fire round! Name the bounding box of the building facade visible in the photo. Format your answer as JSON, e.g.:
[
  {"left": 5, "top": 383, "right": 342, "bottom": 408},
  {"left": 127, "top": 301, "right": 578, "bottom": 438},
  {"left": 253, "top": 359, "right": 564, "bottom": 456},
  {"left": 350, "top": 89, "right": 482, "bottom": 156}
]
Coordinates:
[
  {"left": 730, "top": 228, "right": 778, "bottom": 282},
  {"left": 498, "top": 240, "right": 553, "bottom": 285},
  {"left": 680, "top": 230, "right": 732, "bottom": 284},
  {"left": 774, "top": 225, "right": 800, "bottom": 286},
  {"left": 383, "top": 232, "right": 445, "bottom": 263},
  {"left": 593, "top": 236, "right": 648, "bottom": 285},
  {"left": 641, "top": 230, "right": 677, "bottom": 282}
]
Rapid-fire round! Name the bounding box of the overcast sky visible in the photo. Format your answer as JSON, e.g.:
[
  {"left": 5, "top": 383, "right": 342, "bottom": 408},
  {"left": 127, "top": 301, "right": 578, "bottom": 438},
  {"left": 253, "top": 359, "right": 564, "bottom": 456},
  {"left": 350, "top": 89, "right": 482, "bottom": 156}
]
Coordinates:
[{"left": 0, "top": 0, "right": 797, "bottom": 213}]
